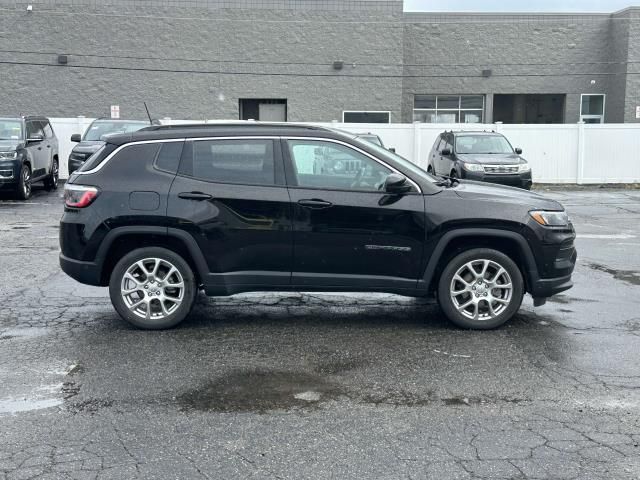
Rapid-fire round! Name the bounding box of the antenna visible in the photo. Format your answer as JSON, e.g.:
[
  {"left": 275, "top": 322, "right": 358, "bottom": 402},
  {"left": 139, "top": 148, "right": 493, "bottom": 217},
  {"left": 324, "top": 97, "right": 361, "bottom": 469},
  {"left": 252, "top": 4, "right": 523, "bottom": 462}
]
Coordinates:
[{"left": 143, "top": 102, "right": 153, "bottom": 125}]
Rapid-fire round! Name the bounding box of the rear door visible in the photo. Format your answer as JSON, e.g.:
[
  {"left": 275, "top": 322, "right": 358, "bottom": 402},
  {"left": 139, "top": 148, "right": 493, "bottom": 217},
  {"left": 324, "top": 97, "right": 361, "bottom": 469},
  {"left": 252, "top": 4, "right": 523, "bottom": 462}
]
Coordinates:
[
  {"left": 167, "top": 137, "right": 293, "bottom": 291},
  {"left": 25, "top": 120, "right": 47, "bottom": 178},
  {"left": 283, "top": 137, "right": 425, "bottom": 291}
]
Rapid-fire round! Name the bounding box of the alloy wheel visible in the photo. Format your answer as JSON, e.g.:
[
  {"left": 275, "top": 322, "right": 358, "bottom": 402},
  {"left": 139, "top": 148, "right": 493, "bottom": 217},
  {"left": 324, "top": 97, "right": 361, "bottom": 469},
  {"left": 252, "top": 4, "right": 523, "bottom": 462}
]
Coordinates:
[
  {"left": 120, "top": 258, "right": 185, "bottom": 321},
  {"left": 52, "top": 161, "right": 59, "bottom": 187},
  {"left": 22, "top": 168, "right": 31, "bottom": 197},
  {"left": 449, "top": 259, "right": 513, "bottom": 321}
]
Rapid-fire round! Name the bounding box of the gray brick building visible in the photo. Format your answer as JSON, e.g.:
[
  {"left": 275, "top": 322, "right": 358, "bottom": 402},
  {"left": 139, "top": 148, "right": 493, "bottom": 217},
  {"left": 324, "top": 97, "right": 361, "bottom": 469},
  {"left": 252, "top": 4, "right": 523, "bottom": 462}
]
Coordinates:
[{"left": 0, "top": 0, "right": 638, "bottom": 123}]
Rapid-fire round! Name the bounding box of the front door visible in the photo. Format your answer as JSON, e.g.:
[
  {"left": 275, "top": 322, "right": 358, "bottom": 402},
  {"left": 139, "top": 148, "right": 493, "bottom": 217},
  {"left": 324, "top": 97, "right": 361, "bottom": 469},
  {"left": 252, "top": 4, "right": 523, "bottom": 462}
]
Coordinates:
[
  {"left": 167, "top": 137, "right": 292, "bottom": 291},
  {"left": 283, "top": 138, "right": 425, "bottom": 290}
]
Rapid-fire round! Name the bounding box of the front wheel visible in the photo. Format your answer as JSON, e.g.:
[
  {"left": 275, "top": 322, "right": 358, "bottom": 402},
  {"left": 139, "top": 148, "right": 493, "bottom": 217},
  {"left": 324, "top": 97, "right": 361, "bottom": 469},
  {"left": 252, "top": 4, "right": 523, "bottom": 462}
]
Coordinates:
[
  {"left": 17, "top": 165, "right": 31, "bottom": 200},
  {"left": 109, "top": 247, "right": 197, "bottom": 329},
  {"left": 437, "top": 248, "right": 524, "bottom": 329}
]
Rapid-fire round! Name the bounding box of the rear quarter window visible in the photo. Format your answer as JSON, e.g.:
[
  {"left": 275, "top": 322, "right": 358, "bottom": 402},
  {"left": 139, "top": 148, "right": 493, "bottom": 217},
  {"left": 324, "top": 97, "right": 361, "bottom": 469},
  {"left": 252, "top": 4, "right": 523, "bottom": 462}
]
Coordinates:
[{"left": 76, "top": 145, "right": 113, "bottom": 172}]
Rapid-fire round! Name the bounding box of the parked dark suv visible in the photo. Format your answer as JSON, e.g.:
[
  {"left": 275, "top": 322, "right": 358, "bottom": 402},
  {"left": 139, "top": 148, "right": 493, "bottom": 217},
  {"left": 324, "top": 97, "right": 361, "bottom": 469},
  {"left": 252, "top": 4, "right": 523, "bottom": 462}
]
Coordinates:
[
  {"left": 0, "top": 116, "right": 59, "bottom": 199},
  {"left": 427, "top": 131, "right": 532, "bottom": 190},
  {"left": 68, "top": 119, "right": 149, "bottom": 175},
  {"left": 59, "top": 123, "right": 576, "bottom": 330}
]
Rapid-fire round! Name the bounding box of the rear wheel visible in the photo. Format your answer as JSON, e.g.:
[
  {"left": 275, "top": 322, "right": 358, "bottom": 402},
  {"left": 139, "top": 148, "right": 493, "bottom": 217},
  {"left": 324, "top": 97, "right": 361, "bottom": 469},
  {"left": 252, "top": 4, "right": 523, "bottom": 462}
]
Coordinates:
[
  {"left": 17, "top": 165, "right": 31, "bottom": 200},
  {"left": 437, "top": 248, "right": 524, "bottom": 329},
  {"left": 109, "top": 247, "right": 197, "bottom": 329},
  {"left": 44, "top": 158, "right": 59, "bottom": 191}
]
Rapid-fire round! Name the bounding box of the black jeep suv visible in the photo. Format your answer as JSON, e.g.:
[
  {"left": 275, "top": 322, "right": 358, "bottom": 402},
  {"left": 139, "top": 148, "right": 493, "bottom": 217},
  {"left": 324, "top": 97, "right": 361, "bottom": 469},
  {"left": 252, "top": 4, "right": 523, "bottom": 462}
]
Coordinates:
[
  {"left": 0, "top": 116, "right": 59, "bottom": 199},
  {"left": 428, "top": 131, "right": 532, "bottom": 190},
  {"left": 59, "top": 123, "right": 576, "bottom": 330}
]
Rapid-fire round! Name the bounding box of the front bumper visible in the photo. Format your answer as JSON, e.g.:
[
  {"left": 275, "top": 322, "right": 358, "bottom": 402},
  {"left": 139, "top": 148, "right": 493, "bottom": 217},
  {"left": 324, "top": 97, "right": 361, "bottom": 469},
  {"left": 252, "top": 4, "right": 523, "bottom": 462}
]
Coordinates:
[
  {"left": 0, "top": 161, "right": 19, "bottom": 187},
  {"left": 68, "top": 157, "right": 85, "bottom": 175},
  {"left": 527, "top": 224, "right": 577, "bottom": 300},
  {"left": 461, "top": 170, "right": 533, "bottom": 189}
]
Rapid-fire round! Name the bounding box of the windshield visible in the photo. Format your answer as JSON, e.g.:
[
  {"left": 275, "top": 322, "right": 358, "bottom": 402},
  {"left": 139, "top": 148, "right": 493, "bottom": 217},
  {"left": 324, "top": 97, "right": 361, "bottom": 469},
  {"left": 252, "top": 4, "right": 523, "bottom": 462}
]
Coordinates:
[
  {"left": 83, "top": 121, "right": 148, "bottom": 141},
  {"left": 0, "top": 120, "right": 23, "bottom": 140},
  {"left": 455, "top": 135, "right": 513, "bottom": 154}
]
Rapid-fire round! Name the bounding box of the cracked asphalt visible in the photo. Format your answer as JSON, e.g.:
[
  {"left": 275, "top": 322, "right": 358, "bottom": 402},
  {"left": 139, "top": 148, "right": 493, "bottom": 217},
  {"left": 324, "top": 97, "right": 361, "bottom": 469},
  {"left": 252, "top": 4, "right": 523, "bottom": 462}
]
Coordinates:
[{"left": 1, "top": 185, "right": 639, "bottom": 480}]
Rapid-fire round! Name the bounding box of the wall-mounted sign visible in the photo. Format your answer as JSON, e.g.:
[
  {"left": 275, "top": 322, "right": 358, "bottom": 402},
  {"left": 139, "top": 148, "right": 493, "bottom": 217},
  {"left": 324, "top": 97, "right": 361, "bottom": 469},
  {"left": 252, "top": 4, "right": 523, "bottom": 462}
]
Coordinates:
[{"left": 110, "top": 105, "right": 120, "bottom": 119}]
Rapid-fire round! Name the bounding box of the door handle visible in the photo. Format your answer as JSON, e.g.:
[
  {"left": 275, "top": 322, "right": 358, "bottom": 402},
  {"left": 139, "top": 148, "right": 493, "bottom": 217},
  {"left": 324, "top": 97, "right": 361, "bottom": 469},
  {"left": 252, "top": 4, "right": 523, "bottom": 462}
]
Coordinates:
[
  {"left": 298, "top": 199, "right": 333, "bottom": 209},
  {"left": 46, "top": 145, "right": 51, "bottom": 148},
  {"left": 178, "top": 192, "right": 213, "bottom": 201}
]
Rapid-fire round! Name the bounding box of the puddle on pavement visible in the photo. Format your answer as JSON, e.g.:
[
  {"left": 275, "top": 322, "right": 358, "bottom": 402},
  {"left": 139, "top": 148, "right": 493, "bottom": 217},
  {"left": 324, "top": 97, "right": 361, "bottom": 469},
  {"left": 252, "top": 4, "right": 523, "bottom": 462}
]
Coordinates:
[
  {"left": 588, "top": 263, "right": 640, "bottom": 286},
  {"left": 178, "top": 369, "right": 343, "bottom": 413}
]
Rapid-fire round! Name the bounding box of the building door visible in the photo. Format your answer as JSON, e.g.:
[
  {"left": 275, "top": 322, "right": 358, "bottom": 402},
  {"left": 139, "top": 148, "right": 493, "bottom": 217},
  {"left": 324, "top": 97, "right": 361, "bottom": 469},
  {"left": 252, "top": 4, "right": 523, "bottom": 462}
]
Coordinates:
[{"left": 239, "top": 99, "right": 287, "bottom": 121}]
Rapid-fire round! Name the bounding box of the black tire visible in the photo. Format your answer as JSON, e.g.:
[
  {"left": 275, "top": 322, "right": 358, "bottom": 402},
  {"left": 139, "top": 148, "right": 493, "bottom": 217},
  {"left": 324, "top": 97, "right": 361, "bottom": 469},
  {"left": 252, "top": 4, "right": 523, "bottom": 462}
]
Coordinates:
[
  {"left": 437, "top": 248, "right": 524, "bottom": 330},
  {"left": 44, "top": 158, "right": 59, "bottom": 191},
  {"left": 109, "top": 247, "right": 197, "bottom": 329},
  {"left": 17, "top": 164, "right": 31, "bottom": 200},
  {"left": 450, "top": 169, "right": 458, "bottom": 179}
]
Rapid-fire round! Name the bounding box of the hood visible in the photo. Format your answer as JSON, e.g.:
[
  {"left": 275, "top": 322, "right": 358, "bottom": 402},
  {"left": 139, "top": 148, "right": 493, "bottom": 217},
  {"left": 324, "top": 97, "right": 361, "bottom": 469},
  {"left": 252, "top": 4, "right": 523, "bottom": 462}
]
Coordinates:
[
  {"left": 72, "top": 140, "right": 104, "bottom": 154},
  {"left": 0, "top": 139, "right": 23, "bottom": 151},
  {"left": 457, "top": 153, "right": 524, "bottom": 165},
  {"left": 453, "top": 180, "right": 562, "bottom": 210}
]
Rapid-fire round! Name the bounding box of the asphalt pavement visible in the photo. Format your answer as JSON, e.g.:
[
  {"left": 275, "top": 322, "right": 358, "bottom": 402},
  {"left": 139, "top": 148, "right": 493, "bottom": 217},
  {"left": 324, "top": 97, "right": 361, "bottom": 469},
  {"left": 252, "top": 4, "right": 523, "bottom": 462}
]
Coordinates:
[{"left": 0, "top": 185, "right": 639, "bottom": 480}]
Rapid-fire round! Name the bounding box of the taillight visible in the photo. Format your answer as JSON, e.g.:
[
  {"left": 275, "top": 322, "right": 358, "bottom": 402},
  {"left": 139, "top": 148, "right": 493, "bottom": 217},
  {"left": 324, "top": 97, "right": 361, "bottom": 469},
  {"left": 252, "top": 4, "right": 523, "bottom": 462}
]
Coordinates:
[{"left": 64, "top": 184, "right": 100, "bottom": 208}]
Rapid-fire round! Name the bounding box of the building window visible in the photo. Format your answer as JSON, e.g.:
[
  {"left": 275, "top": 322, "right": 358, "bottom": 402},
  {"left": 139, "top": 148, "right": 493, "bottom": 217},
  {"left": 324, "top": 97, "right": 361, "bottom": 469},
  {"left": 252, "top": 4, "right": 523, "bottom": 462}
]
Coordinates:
[
  {"left": 413, "top": 95, "right": 484, "bottom": 124},
  {"left": 342, "top": 111, "right": 391, "bottom": 124},
  {"left": 580, "top": 94, "right": 605, "bottom": 124}
]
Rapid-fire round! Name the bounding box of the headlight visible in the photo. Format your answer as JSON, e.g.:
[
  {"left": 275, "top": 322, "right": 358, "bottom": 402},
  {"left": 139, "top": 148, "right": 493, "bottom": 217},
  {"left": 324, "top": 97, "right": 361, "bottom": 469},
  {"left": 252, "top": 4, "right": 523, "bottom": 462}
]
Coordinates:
[
  {"left": 530, "top": 210, "right": 569, "bottom": 227},
  {"left": 0, "top": 151, "right": 18, "bottom": 160},
  {"left": 462, "top": 162, "right": 484, "bottom": 172},
  {"left": 518, "top": 163, "right": 531, "bottom": 173}
]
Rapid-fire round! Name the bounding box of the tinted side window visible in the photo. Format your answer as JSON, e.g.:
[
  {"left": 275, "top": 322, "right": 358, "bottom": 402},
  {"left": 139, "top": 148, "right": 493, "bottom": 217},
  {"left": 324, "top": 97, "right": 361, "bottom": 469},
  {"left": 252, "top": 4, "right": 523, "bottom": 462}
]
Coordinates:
[
  {"left": 182, "top": 139, "right": 275, "bottom": 186},
  {"left": 287, "top": 140, "right": 391, "bottom": 192},
  {"left": 154, "top": 141, "right": 184, "bottom": 173},
  {"left": 43, "top": 121, "right": 54, "bottom": 139},
  {"left": 444, "top": 135, "right": 453, "bottom": 152},
  {"left": 26, "top": 121, "right": 44, "bottom": 139}
]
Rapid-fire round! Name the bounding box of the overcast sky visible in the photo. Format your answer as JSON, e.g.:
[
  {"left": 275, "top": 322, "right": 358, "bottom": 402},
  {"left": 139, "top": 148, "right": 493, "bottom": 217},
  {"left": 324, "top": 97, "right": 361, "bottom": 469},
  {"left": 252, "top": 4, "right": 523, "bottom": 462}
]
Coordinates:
[{"left": 404, "top": 0, "right": 636, "bottom": 12}]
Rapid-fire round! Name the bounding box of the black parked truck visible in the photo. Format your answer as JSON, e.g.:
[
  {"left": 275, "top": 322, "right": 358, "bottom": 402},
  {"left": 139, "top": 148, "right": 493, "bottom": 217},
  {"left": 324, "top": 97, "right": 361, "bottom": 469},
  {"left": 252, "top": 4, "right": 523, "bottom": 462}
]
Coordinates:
[{"left": 59, "top": 123, "right": 576, "bottom": 330}]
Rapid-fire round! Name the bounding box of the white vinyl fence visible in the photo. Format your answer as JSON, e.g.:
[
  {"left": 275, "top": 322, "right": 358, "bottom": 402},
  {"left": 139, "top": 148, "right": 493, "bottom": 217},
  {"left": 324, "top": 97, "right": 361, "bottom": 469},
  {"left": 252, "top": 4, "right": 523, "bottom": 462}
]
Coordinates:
[{"left": 53, "top": 118, "right": 640, "bottom": 184}]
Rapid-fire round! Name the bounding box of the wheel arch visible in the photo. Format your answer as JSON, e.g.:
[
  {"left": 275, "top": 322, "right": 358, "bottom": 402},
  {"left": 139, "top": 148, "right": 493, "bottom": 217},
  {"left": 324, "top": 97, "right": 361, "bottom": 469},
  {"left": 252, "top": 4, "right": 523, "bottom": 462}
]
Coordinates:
[
  {"left": 96, "top": 227, "right": 208, "bottom": 286},
  {"left": 422, "top": 229, "right": 537, "bottom": 294}
]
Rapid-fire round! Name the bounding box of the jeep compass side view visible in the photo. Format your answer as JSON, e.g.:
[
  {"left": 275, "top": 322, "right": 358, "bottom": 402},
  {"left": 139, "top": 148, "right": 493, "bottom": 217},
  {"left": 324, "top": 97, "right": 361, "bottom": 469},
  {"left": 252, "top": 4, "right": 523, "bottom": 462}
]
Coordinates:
[{"left": 59, "top": 123, "right": 576, "bottom": 330}]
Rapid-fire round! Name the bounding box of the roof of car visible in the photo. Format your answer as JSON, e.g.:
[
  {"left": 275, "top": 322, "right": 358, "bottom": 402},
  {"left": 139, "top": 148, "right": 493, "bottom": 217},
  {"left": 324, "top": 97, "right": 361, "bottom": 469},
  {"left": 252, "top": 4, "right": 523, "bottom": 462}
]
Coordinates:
[
  {"left": 449, "top": 130, "right": 502, "bottom": 136},
  {"left": 104, "top": 122, "right": 344, "bottom": 146},
  {"left": 91, "top": 118, "right": 150, "bottom": 123}
]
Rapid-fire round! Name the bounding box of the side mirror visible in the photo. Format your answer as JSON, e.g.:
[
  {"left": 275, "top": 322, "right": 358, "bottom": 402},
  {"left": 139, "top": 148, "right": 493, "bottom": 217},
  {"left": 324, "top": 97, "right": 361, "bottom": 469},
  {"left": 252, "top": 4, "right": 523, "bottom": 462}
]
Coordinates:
[
  {"left": 71, "top": 134, "right": 82, "bottom": 142},
  {"left": 441, "top": 148, "right": 451, "bottom": 156},
  {"left": 384, "top": 173, "right": 412, "bottom": 194},
  {"left": 388, "top": 147, "right": 396, "bottom": 153},
  {"left": 27, "top": 134, "right": 43, "bottom": 143},
  {"left": 515, "top": 148, "right": 523, "bottom": 155}
]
